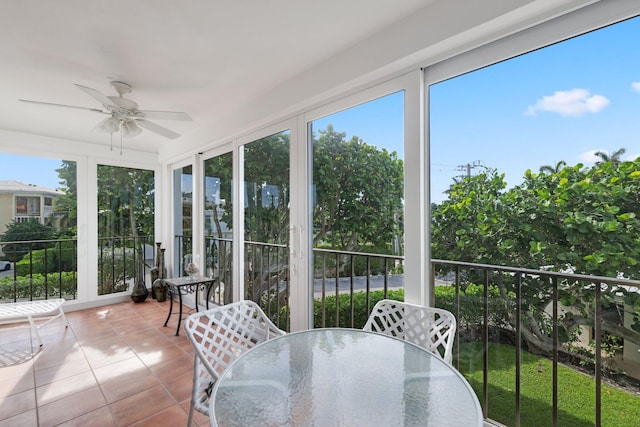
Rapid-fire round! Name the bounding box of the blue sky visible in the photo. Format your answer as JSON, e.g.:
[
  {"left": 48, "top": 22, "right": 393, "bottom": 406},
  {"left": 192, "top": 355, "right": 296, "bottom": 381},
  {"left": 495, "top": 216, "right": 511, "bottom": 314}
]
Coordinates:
[
  {"left": 1, "top": 16, "right": 639, "bottom": 204},
  {"left": 430, "top": 16, "right": 640, "bottom": 202}
]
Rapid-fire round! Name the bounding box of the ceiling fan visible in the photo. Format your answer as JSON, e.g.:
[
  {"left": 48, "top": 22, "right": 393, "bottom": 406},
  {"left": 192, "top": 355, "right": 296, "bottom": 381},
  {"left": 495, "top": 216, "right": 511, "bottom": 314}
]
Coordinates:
[{"left": 19, "top": 81, "right": 192, "bottom": 141}]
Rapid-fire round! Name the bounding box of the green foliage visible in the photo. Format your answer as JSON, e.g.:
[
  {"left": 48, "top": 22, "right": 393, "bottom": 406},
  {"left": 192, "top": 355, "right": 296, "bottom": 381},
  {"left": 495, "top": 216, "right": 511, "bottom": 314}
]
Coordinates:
[
  {"left": 97, "top": 246, "right": 139, "bottom": 295},
  {"left": 54, "top": 160, "right": 78, "bottom": 233},
  {"left": 431, "top": 158, "right": 640, "bottom": 352},
  {"left": 0, "top": 219, "right": 56, "bottom": 262},
  {"left": 243, "top": 132, "right": 290, "bottom": 245},
  {"left": 434, "top": 284, "right": 512, "bottom": 331},
  {"left": 0, "top": 271, "right": 77, "bottom": 301},
  {"left": 310, "top": 285, "right": 514, "bottom": 331},
  {"left": 13, "top": 239, "right": 76, "bottom": 276},
  {"left": 313, "top": 244, "right": 397, "bottom": 277},
  {"left": 313, "top": 289, "right": 404, "bottom": 329},
  {"left": 97, "top": 165, "right": 155, "bottom": 238},
  {"left": 313, "top": 125, "right": 404, "bottom": 254}
]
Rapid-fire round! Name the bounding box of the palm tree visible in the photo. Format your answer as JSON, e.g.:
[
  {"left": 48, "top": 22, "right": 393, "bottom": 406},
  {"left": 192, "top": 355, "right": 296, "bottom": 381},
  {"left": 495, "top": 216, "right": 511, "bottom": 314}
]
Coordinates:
[
  {"left": 594, "top": 148, "right": 626, "bottom": 165},
  {"left": 539, "top": 160, "right": 567, "bottom": 174}
]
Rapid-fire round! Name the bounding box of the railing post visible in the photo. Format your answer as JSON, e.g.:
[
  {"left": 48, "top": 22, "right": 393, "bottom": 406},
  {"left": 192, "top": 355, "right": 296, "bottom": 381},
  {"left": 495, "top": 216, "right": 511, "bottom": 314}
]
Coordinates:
[
  {"left": 515, "top": 272, "right": 522, "bottom": 427},
  {"left": 483, "top": 268, "right": 489, "bottom": 418},
  {"left": 552, "top": 277, "right": 558, "bottom": 427},
  {"left": 595, "top": 282, "right": 602, "bottom": 427}
]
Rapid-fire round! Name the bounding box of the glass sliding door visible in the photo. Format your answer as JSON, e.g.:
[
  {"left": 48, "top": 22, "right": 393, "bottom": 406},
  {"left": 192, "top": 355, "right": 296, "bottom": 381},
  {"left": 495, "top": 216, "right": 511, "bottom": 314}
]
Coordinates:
[
  {"left": 173, "top": 165, "right": 192, "bottom": 277},
  {"left": 242, "top": 130, "right": 290, "bottom": 328},
  {"left": 97, "top": 165, "right": 154, "bottom": 295},
  {"left": 203, "top": 152, "right": 233, "bottom": 305},
  {"left": 309, "top": 91, "right": 405, "bottom": 328}
]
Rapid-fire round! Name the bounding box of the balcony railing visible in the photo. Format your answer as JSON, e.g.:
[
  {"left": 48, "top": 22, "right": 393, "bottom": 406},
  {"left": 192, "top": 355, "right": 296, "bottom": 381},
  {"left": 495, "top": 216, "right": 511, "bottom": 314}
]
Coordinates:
[
  {"left": 98, "top": 235, "right": 152, "bottom": 296},
  {"left": 0, "top": 235, "right": 153, "bottom": 301},
  {"left": 4, "top": 235, "right": 640, "bottom": 426},
  {"left": 0, "top": 238, "right": 77, "bottom": 302}
]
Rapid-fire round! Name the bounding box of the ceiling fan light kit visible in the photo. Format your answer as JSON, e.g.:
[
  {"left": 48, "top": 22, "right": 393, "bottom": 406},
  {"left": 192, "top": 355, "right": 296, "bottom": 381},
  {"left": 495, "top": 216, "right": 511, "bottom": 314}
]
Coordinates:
[
  {"left": 19, "top": 81, "right": 192, "bottom": 152},
  {"left": 98, "top": 116, "right": 121, "bottom": 133}
]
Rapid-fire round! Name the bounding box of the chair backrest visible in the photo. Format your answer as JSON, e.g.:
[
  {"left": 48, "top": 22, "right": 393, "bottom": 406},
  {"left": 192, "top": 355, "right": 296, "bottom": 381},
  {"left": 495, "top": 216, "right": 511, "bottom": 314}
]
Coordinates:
[
  {"left": 184, "top": 300, "right": 286, "bottom": 400},
  {"left": 363, "top": 299, "right": 456, "bottom": 364}
]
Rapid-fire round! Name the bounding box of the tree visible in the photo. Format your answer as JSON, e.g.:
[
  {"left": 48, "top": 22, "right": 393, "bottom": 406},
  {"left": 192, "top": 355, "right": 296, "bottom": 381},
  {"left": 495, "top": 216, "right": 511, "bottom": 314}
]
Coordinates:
[
  {"left": 594, "top": 147, "right": 626, "bottom": 165},
  {"left": 53, "top": 161, "right": 77, "bottom": 234},
  {"left": 96, "top": 165, "right": 155, "bottom": 239},
  {"left": 431, "top": 159, "right": 640, "bottom": 355},
  {"left": 0, "top": 219, "right": 56, "bottom": 261},
  {"left": 313, "top": 125, "right": 404, "bottom": 254},
  {"left": 539, "top": 160, "right": 566, "bottom": 174}
]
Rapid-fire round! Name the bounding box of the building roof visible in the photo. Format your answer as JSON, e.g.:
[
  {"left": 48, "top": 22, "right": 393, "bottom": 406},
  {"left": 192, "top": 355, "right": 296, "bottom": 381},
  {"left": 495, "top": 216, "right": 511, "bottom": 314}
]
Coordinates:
[{"left": 0, "top": 180, "right": 62, "bottom": 196}]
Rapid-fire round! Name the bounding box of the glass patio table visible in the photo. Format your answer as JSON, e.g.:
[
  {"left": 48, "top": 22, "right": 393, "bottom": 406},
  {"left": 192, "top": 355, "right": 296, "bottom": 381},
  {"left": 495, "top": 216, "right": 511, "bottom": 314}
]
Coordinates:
[{"left": 210, "top": 328, "right": 483, "bottom": 427}]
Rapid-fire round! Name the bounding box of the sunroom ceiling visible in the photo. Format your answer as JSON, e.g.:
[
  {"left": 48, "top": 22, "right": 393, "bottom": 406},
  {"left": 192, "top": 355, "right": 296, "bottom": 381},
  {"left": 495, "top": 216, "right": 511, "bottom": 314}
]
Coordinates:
[
  {"left": 0, "top": 0, "right": 435, "bottom": 154},
  {"left": 0, "top": 0, "right": 596, "bottom": 157}
]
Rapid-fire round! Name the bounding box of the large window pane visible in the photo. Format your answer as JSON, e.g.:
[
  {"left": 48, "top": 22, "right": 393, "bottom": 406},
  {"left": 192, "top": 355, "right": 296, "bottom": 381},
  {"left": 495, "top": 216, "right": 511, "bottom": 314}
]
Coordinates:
[
  {"left": 97, "top": 165, "right": 154, "bottom": 296},
  {"left": 204, "top": 152, "right": 233, "bottom": 304},
  {"left": 242, "top": 131, "right": 289, "bottom": 326},
  {"left": 173, "top": 165, "right": 192, "bottom": 277},
  {"left": 430, "top": 16, "right": 640, "bottom": 426},
  {"left": 0, "top": 154, "right": 78, "bottom": 301},
  {"left": 310, "top": 91, "right": 405, "bottom": 327}
]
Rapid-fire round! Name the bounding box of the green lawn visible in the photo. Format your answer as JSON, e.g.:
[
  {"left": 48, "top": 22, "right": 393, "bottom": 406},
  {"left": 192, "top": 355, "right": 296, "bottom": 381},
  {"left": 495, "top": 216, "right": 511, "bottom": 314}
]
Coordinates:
[{"left": 457, "top": 342, "right": 640, "bottom": 427}]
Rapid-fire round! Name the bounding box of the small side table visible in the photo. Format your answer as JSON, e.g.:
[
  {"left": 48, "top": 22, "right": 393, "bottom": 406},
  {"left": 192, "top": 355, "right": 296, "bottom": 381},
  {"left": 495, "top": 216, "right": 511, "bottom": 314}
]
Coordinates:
[{"left": 163, "top": 276, "right": 216, "bottom": 336}]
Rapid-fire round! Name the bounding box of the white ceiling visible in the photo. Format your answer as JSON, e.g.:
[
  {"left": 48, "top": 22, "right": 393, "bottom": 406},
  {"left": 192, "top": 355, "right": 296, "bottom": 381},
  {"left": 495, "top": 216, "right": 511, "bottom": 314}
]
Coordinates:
[
  {"left": 0, "top": 0, "right": 437, "bottom": 154},
  {"left": 1, "top": 0, "right": 603, "bottom": 158}
]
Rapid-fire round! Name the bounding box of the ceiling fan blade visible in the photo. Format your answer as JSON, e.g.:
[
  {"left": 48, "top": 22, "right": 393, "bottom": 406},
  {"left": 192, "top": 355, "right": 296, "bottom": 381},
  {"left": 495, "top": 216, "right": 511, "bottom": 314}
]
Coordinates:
[
  {"left": 74, "top": 84, "right": 118, "bottom": 108},
  {"left": 136, "top": 119, "right": 181, "bottom": 139},
  {"left": 139, "top": 110, "right": 192, "bottom": 121},
  {"left": 19, "top": 99, "right": 107, "bottom": 113}
]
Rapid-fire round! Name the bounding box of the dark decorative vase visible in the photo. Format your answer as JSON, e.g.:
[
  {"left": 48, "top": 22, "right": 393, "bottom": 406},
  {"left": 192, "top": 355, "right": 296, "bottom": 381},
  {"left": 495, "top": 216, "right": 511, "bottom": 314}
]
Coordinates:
[
  {"left": 131, "top": 246, "right": 149, "bottom": 303},
  {"left": 151, "top": 248, "right": 168, "bottom": 302},
  {"left": 150, "top": 242, "right": 162, "bottom": 299},
  {"left": 153, "top": 279, "right": 167, "bottom": 302}
]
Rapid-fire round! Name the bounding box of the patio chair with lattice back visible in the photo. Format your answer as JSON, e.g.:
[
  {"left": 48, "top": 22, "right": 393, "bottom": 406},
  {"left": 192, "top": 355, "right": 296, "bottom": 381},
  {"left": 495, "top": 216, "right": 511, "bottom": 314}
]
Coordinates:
[
  {"left": 363, "top": 299, "right": 457, "bottom": 364},
  {"left": 183, "top": 300, "right": 286, "bottom": 427}
]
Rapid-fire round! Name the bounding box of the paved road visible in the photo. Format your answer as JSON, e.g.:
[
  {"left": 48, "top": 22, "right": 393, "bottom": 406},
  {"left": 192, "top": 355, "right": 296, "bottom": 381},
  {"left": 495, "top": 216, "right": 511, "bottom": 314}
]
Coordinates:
[{"left": 312, "top": 274, "right": 453, "bottom": 298}]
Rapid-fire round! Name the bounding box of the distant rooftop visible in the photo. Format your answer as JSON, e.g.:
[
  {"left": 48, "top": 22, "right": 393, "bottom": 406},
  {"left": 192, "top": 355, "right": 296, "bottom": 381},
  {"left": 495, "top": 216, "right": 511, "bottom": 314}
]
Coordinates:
[{"left": 0, "top": 180, "right": 63, "bottom": 195}]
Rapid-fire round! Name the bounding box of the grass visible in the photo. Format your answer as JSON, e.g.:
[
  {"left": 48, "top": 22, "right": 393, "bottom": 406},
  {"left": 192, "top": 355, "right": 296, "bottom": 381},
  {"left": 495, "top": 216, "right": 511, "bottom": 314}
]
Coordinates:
[{"left": 457, "top": 342, "right": 640, "bottom": 427}]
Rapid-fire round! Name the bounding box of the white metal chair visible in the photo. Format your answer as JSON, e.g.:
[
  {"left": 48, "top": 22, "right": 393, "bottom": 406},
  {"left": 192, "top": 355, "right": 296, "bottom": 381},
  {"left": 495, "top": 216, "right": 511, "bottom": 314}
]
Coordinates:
[
  {"left": 363, "top": 299, "right": 457, "bottom": 364},
  {"left": 183, "top": 300, "right": 286, "bottom": 427}
]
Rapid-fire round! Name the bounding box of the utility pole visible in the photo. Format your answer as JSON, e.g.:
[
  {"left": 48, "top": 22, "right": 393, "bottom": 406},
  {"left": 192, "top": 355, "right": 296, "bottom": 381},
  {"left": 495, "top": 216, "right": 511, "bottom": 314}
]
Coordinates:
[{"left": 457, "top": 160, "right": 483, "bottom": 179}]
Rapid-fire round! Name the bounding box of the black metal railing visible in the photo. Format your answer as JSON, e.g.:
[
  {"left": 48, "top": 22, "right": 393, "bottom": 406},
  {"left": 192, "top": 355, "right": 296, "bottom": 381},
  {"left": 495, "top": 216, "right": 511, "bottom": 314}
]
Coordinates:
[
  {"left": 430, "top": 259, "right": 640, "bottom": 427},
  {"left": 0, "top": 238, "right": 77, "bottom": 302},
  {"left": 97, "top": 235, "right": 152, "bottom": 296},
  {"left": 206, "top": 235, "right": 232, "bottom": 306},
  {"left": 312, "top": 248, "right": 404, "bottom": 329},
  {"left": 7, "top": 231, "right": 639, "bottom": 426}
]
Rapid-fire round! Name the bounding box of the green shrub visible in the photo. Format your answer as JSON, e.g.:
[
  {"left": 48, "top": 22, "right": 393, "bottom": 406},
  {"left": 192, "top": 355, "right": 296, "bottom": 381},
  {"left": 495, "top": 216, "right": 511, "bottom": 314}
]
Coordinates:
[
  {"left": 313, "top": 289, "right": 404, "bottom": 328},
  {"left": 308, "top": 284, "right": 512, "bottom": 332},
  {"left": 0, "top": 271, "right": 77, "bottom": 301},
  {"left": 15, "top": 241, "right": 76, "bottom": 276},
  {"left": 435, "top": 284, "right": 512, "bottom": 331}
]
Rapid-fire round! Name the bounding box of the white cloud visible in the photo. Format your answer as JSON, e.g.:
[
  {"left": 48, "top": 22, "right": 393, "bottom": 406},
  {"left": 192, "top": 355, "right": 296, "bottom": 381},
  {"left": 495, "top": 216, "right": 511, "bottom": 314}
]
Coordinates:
[
  {"left": 526, "top": 88, "right": 609, "bottom": 117},
  {"left": 632, "top": 82, "right": 640, "bottom": 93}
]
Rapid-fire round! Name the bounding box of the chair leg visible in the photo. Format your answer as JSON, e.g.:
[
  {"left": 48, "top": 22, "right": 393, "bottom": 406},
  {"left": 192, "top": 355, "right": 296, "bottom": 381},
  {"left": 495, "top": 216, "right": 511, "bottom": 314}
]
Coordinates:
[{"left": 187, "top": 399, "right": 195, "bottom": 427}]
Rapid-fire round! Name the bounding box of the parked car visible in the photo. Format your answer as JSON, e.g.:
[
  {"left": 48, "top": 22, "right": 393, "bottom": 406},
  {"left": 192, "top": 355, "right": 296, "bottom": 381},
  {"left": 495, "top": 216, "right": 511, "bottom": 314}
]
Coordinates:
[{"left": 0, "top": 261, "right": 11, "bottom": 271}]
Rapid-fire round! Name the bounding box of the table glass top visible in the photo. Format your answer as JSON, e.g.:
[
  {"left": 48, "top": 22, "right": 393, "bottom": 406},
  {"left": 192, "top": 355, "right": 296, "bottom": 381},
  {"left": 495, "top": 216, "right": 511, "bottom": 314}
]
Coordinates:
[{"left": 212, "top": 328, "right": 482, "bottom": 427}]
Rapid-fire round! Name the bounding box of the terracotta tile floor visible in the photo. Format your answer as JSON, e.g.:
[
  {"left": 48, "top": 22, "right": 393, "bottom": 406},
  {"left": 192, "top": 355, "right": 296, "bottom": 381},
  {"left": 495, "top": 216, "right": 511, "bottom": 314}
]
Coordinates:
[{"left": 0, "top": 299, "right": 210, "bottom": 426}]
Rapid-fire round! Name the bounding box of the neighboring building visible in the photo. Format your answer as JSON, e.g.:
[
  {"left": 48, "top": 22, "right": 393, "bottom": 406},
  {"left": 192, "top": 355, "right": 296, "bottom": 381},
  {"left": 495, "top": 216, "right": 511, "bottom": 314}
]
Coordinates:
[{"left": 0, "top": 180, "right": 63, "bottom": 235}]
